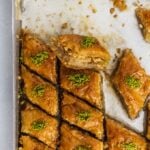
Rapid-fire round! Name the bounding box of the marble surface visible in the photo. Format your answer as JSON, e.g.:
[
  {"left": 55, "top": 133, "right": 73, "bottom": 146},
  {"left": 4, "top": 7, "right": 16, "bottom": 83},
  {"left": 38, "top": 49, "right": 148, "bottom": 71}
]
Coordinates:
[{"left": 0, "top": 0, "right": 13, "bottom": 149}]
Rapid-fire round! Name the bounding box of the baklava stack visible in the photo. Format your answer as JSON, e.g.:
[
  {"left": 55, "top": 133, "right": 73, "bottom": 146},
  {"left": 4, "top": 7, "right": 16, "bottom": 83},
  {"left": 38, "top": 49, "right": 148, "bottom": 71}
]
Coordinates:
[
  {"left": 18, "top": 32, "right": 105, "bottom": 150},
  {"left": 18, "top": 31, "right": 150, "bottom": 149}
]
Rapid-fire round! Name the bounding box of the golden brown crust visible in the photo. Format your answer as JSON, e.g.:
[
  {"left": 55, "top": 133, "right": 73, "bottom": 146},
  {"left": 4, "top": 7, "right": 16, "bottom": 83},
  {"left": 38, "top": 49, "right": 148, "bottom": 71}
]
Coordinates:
[
  {"left": 61, "top": 92, "right": 104, "bottom": 139},
  {"left": 19, "top": 135, "right": 53, "bottom": 150},
  {"left": 111, "top": 0, "right": 127, "bottom": 11},
  {"left": 59, "top": 123, "right": 103, "bottom": 150},
  {"left": 106, "top": 118, "right": 147, "bottom": 150},
  {"left": 50, "top": 34, "right": 110, "bottom": 71},
  {"left": 21, "top": 103, "right": 58, "bottom": 148},
  {"left": 60, "top": 65, "right": 103, "bottom": 109},
  {"left": 146, "top": 102, "right": 150, "bottom": 140},
  {"left": 112, "top": 49, "right": 150, "bottom": 119},
  {"left": 22, "top": 30, "right": 57, "bottom": 83},
  {"left": 21, "top": 65, "right": 58, "bottom": 116},
  {"left": 136, "top": 7, "right": 150, "bottom": 43}
]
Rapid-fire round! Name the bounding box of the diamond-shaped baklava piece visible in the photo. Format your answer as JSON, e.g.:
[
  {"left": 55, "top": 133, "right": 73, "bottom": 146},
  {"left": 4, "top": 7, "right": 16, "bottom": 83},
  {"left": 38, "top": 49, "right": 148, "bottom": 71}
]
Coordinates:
[
  {"left": 146, "top": 102, "right": 150, "bottom": 140},
  {"left": 50, "top": 34, "right": 110, "bottom": 71},
  {"left": 60, "top": 65, "right": 102, "bottom": 109},
  {"left": 21, "top": 30, "right": 57, "bottom": 83},
  {"left": 21, "top": 103, "right": 58, "bottom": 148},
  {"left": 61, "top": 92, "right": 104, "bottom": 139},
  {"left": 19, "top": 135, "right": 53, "bottom": 150},
  {"left": 59, "top": 123, "right": 103, "bottom": 150},
  {"left": 136, "top": 7, "right": 150, "bottom": 43},
  {"left": 112, "top": 50, "right": 150, "bottom": 119},
  {"left": 21, "top": 65, "right": 58, "bottom": 116},
  {"left": 106, "top": 117, "right": 148, "bottom": 149}
]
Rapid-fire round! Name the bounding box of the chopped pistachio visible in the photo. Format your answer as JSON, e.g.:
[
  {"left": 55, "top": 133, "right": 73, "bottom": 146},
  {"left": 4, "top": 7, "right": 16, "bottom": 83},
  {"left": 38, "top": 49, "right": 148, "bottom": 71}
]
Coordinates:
[
  {"left": 18, "top": 88, "right": 24, "bottom": 99},
  {"left": 121, "top": 142, "right": 137, "bottom": 150},
  {"left": 74, "top": 145, "right": 92, "bottom": 150},
  {"left": 31, "top": 120, "right": 46, "bottom": 131},
  {"left": 125, "top": 75, "right": 141, "bottom": 89},
  {"left": 32, "top": 85, "right": 45, "bottom": 97},
  {"left": 77, "top": 111, "right": 91, "bottom": 121},
  {"left": 31, "top": 51, "right": 49, "bottom": 65},
  {"left": 68, "top": 73, "right": 90, "bottom": 87},
  {"left": 81, "top": 36, "right": 96, "bottom": 48}
]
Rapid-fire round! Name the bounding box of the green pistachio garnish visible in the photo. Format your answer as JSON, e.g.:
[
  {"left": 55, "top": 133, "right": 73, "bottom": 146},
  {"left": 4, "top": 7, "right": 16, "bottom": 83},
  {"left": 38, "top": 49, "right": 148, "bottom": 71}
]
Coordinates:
[
  {"left": 31, "top": 51, "right": 49, "bottom": 65},
  {"left": 125, "top": 75, "right": 141, "bottom": 89},
  {"left": 68, "top": 73, "right": 90, "bottom": 87},
  {"left": 74, "top": 145, "right": 92, "bottom": 150},
  {"left": 31, "top": 120, "right": 46, "bottom": 131},
  {"left": 121, "top": 142, "right": 137, "bottom": 150},
  {"left": 81, "top": 36, "right": 96, "bottom": 48},
  {"left": 18, "top": 88, "right": 24, "bottom": 99},
  {"left": 77, "top": 111, "right": 91, "bottom": 121},
  {"left": 32, "top": 85, "right": 45, "bottom": 97}
]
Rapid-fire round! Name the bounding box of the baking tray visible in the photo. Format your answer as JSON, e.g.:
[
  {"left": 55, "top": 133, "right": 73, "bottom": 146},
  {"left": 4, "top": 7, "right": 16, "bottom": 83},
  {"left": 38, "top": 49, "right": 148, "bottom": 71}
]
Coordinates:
[{"left": 13, "top": 0, "right": 150, "bottom": 149}]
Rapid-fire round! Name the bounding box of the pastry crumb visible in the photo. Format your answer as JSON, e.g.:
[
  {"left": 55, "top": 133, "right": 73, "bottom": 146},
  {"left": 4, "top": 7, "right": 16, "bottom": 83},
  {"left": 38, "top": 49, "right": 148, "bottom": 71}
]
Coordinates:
[
  {"left": 61, "top": 23, "right": 68, "bottom": 29},
  {"left": 110, "top": 8, "right": 115, "bottom": 14},
  {"left": 111, "top": 0, "right": 127, "bottom": 11}
]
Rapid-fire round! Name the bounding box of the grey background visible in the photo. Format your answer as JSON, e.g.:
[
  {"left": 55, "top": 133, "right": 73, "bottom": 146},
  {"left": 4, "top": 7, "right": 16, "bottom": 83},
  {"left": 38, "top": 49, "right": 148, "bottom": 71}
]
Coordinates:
[{"left": 0, "top": 0, "right": 13, "bottom": 149}]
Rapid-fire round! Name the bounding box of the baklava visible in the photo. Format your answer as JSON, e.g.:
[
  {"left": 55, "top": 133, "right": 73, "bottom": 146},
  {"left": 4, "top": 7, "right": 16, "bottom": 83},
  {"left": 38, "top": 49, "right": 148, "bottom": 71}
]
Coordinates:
[
  {"left": 50, "top": 34, "right": 110, "bottom": 71},
  {"left": 61, "top": 92, "right": 104, "bottom": 139},
  {"left": 112, "top": 49, "right": 150, "bottom": 119},
  {"left": 21, "top": 30, "right": 57, "bottom": 83},
  {"left": 106, "top": 117, "right": 147, "bottom": 149},
  {"left": 21, "top": 103, "right": 58, "bottom": 149},
  {"left": 136, "top": 7, "right": 150, "bottom": 43},
  {"left": 60, "top": 65, "right": 103, "bottom": 109},
  {"left": 59, "top": 123, "right": 103, "bottom": 150},
  {"left": 21, "top": 65, "right": 58, "bottom": 116}
]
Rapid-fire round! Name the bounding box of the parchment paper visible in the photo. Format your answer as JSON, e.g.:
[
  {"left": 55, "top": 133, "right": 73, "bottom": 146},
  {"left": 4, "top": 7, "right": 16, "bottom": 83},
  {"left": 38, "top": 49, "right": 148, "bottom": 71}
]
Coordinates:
[{"left": 21, "top": 0, "right": 150, "bottom": 133}]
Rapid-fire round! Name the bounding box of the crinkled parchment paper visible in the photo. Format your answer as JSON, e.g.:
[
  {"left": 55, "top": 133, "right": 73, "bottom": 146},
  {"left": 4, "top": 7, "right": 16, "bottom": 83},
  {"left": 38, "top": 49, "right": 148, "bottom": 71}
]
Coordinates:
[{"left": 21, "top": 0, "right": 150, "bottom": 133}]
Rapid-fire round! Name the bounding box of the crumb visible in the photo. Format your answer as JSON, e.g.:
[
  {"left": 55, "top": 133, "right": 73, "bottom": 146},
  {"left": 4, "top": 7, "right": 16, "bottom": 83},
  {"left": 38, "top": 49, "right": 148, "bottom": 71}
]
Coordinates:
[
  {"left": 122, "top": 23, "right": 125, "bottom": 27},
  {"left": 139, "top": 57, "right": 142, "bottom": 60},
  {"left": 86, "top": 15, "right": 90, "bottom": 18},
  {"left": 61, "top": 23, "right": 68, "bottom": 29},
  {"left": 111, "top": 0, "right": 127, "bottom": 11},
  {"left": 113, "top": 14, "right": 118, "bottom": 18},
  {"left": 116, "top": 48, "right": 121, "bottom": 54},
  {"left": 89, "top": 4, "right": 97, "bottom": 13},
  {"left": 78, "top": 1, "right": 82, "bottom": 5},
  {"left": 110, "top": 8, "right": 115, "bottom": 14}
]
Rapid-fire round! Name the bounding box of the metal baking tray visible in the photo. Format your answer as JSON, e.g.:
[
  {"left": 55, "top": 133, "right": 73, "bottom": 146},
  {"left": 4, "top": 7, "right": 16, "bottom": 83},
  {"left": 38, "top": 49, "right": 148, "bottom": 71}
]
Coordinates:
[{"left": 13, "top": 0, "right": 150, "bottom": 149}]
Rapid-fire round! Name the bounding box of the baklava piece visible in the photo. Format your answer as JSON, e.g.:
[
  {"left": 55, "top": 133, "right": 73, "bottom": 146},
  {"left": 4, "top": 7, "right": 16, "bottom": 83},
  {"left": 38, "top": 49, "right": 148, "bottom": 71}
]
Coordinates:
[
  {"left": 106, "top": 117, "right": 147, "bottom": 150},
  {"left": 59, "top": 123, "right": 103, "bottom": 150},
  {"left": 21, "top": 65, "right": 58, "bottom": 116},
  {"left": 111, "top": 0, "right": 127, "bottom": 11},
  {"left": 61, "top": 92, "right": 104, "bottom": 139},
  {"left": 19, "top": 135, "right": 53, "bottom": 150},
  {"left": 50, "top": 34, "right": 110, "bottom": 71},
  {"left": 146, "top": 102, "right": 150, "bottom": 140},
  {"left": 21, "top": 103, "right": 58, "bottom": 149},
  {"left": 136, "top": 7, "right": 150, "bottom": 43},
  {"left": 21, "top": 30, "right": 57, "bottom": 83},
  {"left": 60, "top": 65, "right": 103, "bottom": 109},
  {"left": 112, "top": 50, "right": 150, "bottom": 119}
]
